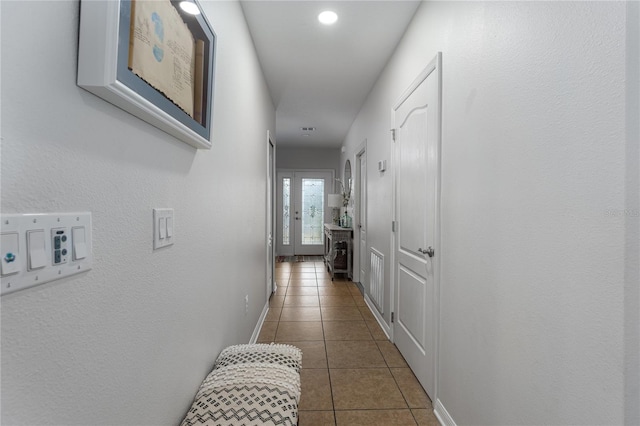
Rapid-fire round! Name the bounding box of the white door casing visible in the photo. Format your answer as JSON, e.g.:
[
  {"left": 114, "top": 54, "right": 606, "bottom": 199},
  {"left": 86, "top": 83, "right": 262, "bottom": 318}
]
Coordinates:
[
  {"left": 391, "top": 53, "right": 442, "bottom": 400},
  {"left": 267, "top": 133, "right": 276, "bottom": 297},
  {"left": 357, "top": 148, "right": 367, "bottom": 288}
]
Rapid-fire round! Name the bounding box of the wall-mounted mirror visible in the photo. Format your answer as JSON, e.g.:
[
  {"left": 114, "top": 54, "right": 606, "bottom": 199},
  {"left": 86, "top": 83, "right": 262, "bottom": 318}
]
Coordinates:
[{"left": 344, "top": 160, "right": 352, "bottom": 199}]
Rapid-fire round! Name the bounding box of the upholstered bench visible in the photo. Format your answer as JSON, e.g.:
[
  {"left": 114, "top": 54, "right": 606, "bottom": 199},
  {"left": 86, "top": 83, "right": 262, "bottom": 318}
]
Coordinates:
[{"left": 181, "top": 344, "right": 302, "bottom": 426}]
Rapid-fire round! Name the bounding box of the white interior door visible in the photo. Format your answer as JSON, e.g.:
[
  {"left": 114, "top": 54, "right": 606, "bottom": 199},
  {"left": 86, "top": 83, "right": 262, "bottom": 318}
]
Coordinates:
[
  {"left": 357, "top": 150, "right": 367, "bottom": 286},
  {"left": 293, "top": 171, "right": 333, "bottom": 255},
  {"left": 392, "top": 53, "right": 441, "bottom": 399},
  {"left": 267, "top": 136, "right": 275, "bottom": 296}
]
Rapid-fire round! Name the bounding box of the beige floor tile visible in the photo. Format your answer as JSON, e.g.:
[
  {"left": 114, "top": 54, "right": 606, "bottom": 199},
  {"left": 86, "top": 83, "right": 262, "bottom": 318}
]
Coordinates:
[
  {"left": 286, "top": 287, "right": 319, "bottom": 296},
  {"left": 325, "top": 340, "right": 386, "bottom": 368},
  {"left": 280, "top": 307, "right": 322, "bottom": 322},
  {"left": 290, "top": 272, "right": 318, "bottom": 279},
  {"left": 316, "top": 280, "right": 347, "bottom": 287},
  {"left": 299, "top": 369, "right": 333, "bottom": 410},
  {"left": 298, "top": 411, "right": 336, "bottom": 426},
  {"left": 281, "top": 341, "right": 327, "bottom": 368},
  {"left": 257, "top": 321, "right": 278, "bottom": 343},
  {"left": 329, "top": 368, "right": 407, "bottom": 410},
  {"left": 323, "top": 321, "right": 372, "bottom": 340},
  {"left": 292, "top": 263, "right": 316, "bottom": 269},
  {"left": 352, "top": 296, "right": 367, "bottom": 307},
  {"left": 289, "top": 279, "right": 319, "bottom": 287},
  {"left": 275, "top": 321, "right": 324, "bottom": 341},
  {"left": 264, "top": 307, "right": 282, "bottom": 322},
  {"left": 348, "top": 285, "right": 363, "bottom": 296},
  {"left": 366, "top": 320, "right": 389, "bottom": 341},
  {"left": 390, "top": 368, "right": 431, "bottom": 408},
  {"left": 269, "top": 295, "right": 285, "bottom": 308},
  {"left": 319, "top": 295, "right": 356, "bottom": 307},
  {"left": 316, "top": 272, "right": 333, "bottom": 280},
  {"left": 358, "top": 306, "right": 377, "bottom": 321},
  {"left": 284, "top": 295, "right": 320, "bottom": 307},
  {"left": 335, "top": 410, "right": 417, "bottom": 426},
  {"left": 317, "top": 287, "right": 351, "bottom": 296},
  {"left": 272, "top": 285, "right": 288, "bottom": 296},
  {"left": 411, "top": 409, "right": 439, "bottom": 425},
  {"left": 376, "top": 341, "right": 409, "bottom": 367},
  {"left": 321, "top": 306, "right": 364, "bottom": 321}
]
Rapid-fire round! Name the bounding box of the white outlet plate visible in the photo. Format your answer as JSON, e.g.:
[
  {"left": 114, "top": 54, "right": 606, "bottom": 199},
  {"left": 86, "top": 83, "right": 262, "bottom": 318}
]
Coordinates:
[
  {"left": 1, "top": 212, "right": 93, "bottom": 296},
  {"left": 153, "top": 208, "right": 174, "bottom": 250}
]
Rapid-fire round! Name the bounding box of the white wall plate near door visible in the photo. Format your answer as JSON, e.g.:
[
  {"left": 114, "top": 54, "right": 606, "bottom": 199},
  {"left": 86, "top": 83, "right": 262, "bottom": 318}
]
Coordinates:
[{"left": 1, "top": 212, "right": 93, "bottom": 296}]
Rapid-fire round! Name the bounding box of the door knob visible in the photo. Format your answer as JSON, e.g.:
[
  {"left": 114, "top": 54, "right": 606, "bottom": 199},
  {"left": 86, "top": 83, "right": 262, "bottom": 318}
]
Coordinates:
[{"left": 418, "top": 247, "right": 435, "bottom": 257}]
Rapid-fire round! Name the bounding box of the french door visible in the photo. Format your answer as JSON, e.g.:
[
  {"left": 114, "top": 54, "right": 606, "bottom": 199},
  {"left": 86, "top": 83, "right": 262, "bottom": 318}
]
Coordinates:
[{"left": 277, "top": 170, "right": 334, "bottom": 256}]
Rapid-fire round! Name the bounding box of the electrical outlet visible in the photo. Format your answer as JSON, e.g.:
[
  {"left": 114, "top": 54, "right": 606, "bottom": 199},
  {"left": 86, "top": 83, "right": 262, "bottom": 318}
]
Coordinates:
[{"left": 244, "top": 294, "right": 249, "bottom": 314}]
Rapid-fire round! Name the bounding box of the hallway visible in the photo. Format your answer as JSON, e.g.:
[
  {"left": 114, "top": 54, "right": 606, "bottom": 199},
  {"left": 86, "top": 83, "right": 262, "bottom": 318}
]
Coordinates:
[{"left": 257, "top": 260, "right": 438, "bottom": 425}]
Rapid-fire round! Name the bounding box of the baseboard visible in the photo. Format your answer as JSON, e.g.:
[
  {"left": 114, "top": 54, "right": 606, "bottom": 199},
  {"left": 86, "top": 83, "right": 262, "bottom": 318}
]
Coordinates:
[
  {"left": 249, "top": 301, "right": 270, "bottom": 344},
  {"left": 364, "top": 294, "right": 391, "bottom": 339},
  {"left": 434, "top": 399, "right": 456, "bottom": 426}
]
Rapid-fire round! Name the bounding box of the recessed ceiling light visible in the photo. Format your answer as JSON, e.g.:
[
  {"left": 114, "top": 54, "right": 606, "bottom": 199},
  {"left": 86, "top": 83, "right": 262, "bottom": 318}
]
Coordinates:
[
  {"left": 318, "top": 11, "right": 338, "bottom": 25},
  {"left": 179, "top": 1, "right": 200, "bottom": 15}
]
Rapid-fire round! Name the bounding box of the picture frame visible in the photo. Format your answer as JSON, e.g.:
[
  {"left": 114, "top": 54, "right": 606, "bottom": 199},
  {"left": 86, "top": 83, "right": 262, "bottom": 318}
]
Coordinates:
[{"left": 77, "top": 0, "right": 216, "bottom": 149}]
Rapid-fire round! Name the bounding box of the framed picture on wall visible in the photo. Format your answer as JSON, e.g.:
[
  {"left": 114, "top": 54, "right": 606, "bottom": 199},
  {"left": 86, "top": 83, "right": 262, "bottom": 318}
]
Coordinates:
[{"left": 77, "top": 0, "right": 216, "bottom": 149}]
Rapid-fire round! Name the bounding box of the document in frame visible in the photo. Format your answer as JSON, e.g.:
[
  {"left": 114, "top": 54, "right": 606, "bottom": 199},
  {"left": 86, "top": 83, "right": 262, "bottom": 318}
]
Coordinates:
[{"left": 128, "top": 0, "right": 195, "bottom": 118}]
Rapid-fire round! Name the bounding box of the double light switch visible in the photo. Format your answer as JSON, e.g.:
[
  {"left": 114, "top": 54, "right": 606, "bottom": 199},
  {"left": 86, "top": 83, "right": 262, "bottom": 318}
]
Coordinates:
[{"left": 153, "top": 208, "right": 174, "bottom": 249}]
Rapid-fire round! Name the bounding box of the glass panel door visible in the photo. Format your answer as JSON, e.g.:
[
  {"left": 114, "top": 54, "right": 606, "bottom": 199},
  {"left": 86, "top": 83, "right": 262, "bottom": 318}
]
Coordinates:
[
  {"left": 293, "top": 171, "right": 333, "bottom": 255},
  {"left": 301, "top": 178, "right": 324, "bottom": 245},
  {"left": 277, "top": 170, "right": 333, "bottom": 256}
]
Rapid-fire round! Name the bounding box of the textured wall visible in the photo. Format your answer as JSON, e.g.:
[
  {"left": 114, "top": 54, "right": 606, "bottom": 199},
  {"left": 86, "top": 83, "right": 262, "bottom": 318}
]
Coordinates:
[
  {"left": 0, "top": 1, "right": 275, "bottom": 424},
  {"left": 341, "top": 1, "right": 633, "bottom": 424}
]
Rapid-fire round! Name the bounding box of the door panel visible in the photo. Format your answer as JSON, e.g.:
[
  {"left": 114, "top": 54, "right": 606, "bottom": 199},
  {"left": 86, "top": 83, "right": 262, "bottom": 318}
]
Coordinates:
[
  {"left": 393, "top": 53, "right": 441, "bottom": 399},
  {"left": 294, "top": 172, "right": 332, "bottom": 255},
  {"left": 397, "top": 264, "right": 428, "bottom": 351}
]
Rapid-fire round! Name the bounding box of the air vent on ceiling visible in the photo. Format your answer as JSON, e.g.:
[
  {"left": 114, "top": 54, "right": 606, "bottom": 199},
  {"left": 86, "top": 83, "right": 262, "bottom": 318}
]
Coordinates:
[{"left": 301, "top": 127, "right": 316, "bottom": 132}]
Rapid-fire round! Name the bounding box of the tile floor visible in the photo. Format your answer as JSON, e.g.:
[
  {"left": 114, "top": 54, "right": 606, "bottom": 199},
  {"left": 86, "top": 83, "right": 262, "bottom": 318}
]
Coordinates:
[{"left": 257, "top": 260, "right": 439, "bottom": 426}]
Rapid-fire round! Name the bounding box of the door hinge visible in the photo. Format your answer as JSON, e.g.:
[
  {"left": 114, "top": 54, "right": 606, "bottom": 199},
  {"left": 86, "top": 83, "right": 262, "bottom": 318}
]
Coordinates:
[
  {"left": 392, "top": 221, "right": 397, "bottom": 232},
  {"left": 391, "top": 312, "right": 395, "bottom": 323},
  {"left": 390, "top": 128, "right": 396, "bottom": 142}
]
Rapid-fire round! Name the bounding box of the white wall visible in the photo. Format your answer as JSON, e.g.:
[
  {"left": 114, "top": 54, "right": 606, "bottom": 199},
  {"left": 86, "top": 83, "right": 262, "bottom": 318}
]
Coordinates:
[
  {"left": 276, "top": 146, "right": 341, "bottom": 174},
  {"left": 624, "top": 2, "right": 640, "bottom": 424},
  {"left": 0, "top": 1, "right": 275, "bottom": 424},
  {"left": 341, "top": 1, "right": 636, "bottom": 424}
]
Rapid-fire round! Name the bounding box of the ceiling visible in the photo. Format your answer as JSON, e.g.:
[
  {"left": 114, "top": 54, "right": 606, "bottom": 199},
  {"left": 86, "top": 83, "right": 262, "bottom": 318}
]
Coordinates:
[{"left": 240, "top": 1, "right": 421, "bottom": 148}]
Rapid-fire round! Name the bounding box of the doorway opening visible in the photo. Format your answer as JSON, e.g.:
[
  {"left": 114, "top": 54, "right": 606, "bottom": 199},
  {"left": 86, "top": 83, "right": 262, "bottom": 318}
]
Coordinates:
[{"left": 276, "top": 169, "right": 335, "bottom": 256}]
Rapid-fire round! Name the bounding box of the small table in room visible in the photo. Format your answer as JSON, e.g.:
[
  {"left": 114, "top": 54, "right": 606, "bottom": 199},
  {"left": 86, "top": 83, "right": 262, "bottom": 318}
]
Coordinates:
[{"left": 323, "top": 224, "right": 353, "bottom": 280}]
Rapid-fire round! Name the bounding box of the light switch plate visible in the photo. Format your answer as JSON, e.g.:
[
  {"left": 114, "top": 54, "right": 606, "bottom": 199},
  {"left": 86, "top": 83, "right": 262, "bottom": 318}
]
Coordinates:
[
  {"left": 1, "top": 212, "right": 92, "bottom": 296},
  {"left": 153, "top": 208, "right": 174, "bottom": 250}
]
